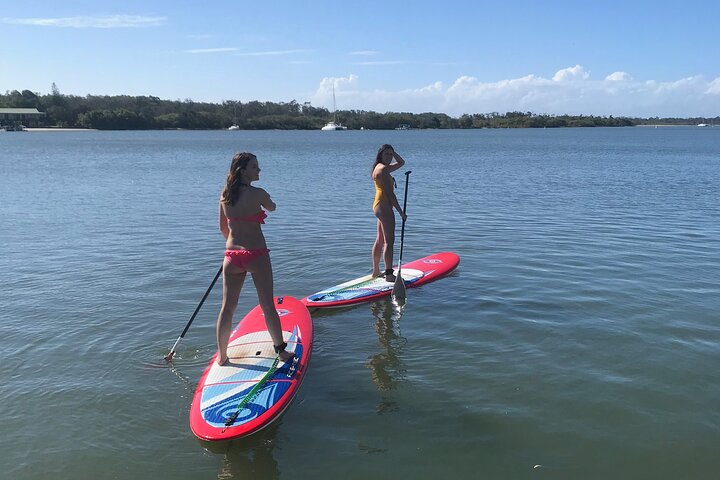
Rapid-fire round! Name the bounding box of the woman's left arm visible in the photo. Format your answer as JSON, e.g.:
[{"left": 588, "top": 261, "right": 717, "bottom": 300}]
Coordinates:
[
  {"left": 219, "top": 201, "right": 229, "bottom": 240},
  {"left": 258, "top": 188, "right": 277, "bottom": 212},
  {"left": 382, "top": 170, "right": 407, "bottom": 221}
]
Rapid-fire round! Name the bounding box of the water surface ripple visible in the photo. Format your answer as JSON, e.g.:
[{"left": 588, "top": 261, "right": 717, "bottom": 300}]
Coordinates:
[{"left": 1, "top": 127, "right": 719, "bottom": 479}]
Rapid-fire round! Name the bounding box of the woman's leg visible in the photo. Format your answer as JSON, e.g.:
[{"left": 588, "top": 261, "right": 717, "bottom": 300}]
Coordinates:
[
  {"left": 372, "top": 219, "right": 384, "bottom": 276},
  {"left": 375, "top": 205, "right": 396, "bottom": 281},
  {"left": 216, "top": 258, "right": 246, "bottom": 365},
  {"left": 247, "top": 254, "right": 293, "bottom": 362}
]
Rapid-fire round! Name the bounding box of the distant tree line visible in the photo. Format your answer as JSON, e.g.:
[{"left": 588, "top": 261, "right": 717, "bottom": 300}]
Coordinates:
[
  {"left": 1, "top": 85, "right": 717, "bottom": 130},
  {"left": 457, "top": 111, "right": 636, "bottom": 128}
]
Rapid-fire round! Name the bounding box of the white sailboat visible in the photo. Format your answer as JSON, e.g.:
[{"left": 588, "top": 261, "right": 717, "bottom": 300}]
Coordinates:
[
  {"left": 228, "top": 103, "right": 240, "bottom": 130},
  {"left": 321, "top": 85, "right": 347, "bottom": 131}
]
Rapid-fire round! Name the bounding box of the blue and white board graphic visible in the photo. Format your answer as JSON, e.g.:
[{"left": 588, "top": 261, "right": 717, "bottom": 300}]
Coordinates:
[
  {"left": 189, "top": 296, "right": 313, "bottom": 441},
  {"left": 301, "top": 252, "right": 461, "bottom": 308}
]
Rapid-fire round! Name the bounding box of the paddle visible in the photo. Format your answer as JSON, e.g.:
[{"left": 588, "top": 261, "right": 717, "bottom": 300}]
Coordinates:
[
  {"left": 164, "top": 265, "right": 223, "bottom": 361},
  {"left": 392, "top": 171, "right": 411, "bottom": 303}
]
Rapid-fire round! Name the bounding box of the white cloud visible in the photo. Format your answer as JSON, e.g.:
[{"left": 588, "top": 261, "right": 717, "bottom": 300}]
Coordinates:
[
  {"left": 553, "top": 65, "right": 590, "bottom": 82},
  {"left": 182, "top": 46, "right": 312, "bottom": 56},
  {"left": 233, "top": 49, "right": 310, "bottom": 57},
  {"left": 352, "top": 60, "right": 409, "bottom": 66},
  {"left": 417, "top": 81, "right": 445, "bottom": 94},
  {"left": 606, "top": 72, "right": 631, "bottom": 81},
  {"left": 319, "top": 75, "right": 360, "bottom": 92},
  {"left": 310, "top": 66, "right": 720, "bottom": 117},
  {"left": 707, "top": 77, "right": 720, "bottom": 95},
  {"left": 350, "top": 50, "right": 380, "bottom": 56},
  {"left": 186, "top": 48, "right": 238, "bottom": 54},
  {"left": 2, "top": 15, "right": 166, "bottom": 28}
]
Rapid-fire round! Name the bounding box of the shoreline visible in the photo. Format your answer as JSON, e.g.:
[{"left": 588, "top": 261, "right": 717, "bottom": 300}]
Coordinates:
[
  {"left": 23, "top": 127, "right": 98, "bottom": 132},
  {"left": 7, "top": 125, "right": 710, "bottom": 132},
  {"left": 634, "top": 124, "right": 708, "bottom": 127}
]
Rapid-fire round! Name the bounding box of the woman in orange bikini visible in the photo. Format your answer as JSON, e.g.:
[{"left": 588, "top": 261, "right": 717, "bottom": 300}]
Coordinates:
[
  {"left": 371, "top": 144, "right": 407, "bottom": 282},
  {"left": 216, "top": 152, "right": 292, "bottom": 365}
]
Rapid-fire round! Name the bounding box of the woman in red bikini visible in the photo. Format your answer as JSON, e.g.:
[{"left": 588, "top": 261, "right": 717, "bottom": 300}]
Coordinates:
[
  {"left": 216, "top": 152, "right": 293, "bottom": 365},
  {"left": 371, "top": 144, "right": 407, "bottom": 282}
]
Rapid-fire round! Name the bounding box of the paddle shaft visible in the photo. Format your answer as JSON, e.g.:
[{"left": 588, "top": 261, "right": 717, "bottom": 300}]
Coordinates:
[
  {"left": 392, "top": 171, "right": 411, "bottom": 302},
  {"left": 165, "top": 265, "right": 223, "bottom": 360},
  {"left": 397, "top": 171, "right": 411, "bottom": 264}
]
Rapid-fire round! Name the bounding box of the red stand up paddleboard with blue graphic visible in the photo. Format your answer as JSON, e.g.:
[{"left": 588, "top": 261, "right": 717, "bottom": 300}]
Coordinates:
[
  {"left": 189, "top": 296, "right": 312, "bottom": 441},
  {"left": 301, "top": 252, "right": 460, "bottom": 308}
]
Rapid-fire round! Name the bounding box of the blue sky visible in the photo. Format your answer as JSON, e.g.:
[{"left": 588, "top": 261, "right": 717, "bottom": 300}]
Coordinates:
[{"left": 2, "top": 0, "right": 719, "bottom": 117}]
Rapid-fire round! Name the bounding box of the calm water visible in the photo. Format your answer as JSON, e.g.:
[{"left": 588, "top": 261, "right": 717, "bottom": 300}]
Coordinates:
[{"left": 2, "top": 127, "right": 719, "bottom": 479}]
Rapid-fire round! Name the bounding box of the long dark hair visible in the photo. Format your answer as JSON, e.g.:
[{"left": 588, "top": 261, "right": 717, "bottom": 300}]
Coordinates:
[
  {"left": 221, "top": 152, "right": 255, "bottom": 206},
  {"left": 372, "top": 144, "right": 393, "bottom": 174}
]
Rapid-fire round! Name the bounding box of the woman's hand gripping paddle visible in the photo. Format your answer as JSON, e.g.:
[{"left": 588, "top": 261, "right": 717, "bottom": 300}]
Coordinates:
[
  {"left": 392, "top": 171, "right": 411, "bottom": 304},
  {"left": 164, "top": 265, "right": 222, "bottom": 361}
]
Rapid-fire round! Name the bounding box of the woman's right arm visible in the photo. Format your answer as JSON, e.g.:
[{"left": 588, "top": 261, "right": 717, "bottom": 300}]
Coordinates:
[{"left": 387, "top": 151, "right": 406, "bottom": 173}]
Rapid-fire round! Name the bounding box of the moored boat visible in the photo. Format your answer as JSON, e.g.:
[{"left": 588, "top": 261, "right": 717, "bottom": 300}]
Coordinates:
[
  {"left": 321, "top": 85, "right": 347, "bottom": 131},
  {"left": 321, "top": 121, "right": 347, "bottom": 131}
]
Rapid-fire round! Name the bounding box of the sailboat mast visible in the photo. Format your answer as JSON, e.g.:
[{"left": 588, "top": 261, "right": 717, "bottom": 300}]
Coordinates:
[{"left": 332, "top": 84, "right": 337, "bottom": 123}]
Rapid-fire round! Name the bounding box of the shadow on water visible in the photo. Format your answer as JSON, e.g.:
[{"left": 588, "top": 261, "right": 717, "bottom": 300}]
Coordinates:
[
  {"left": 367, "top": 298, "right": 408, "bottom": 414},
  {"left": 199, "top": 425, "right": 281, "bottom": 480}
]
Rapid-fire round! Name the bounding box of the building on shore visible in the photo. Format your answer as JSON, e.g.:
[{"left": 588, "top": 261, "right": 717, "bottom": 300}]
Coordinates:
[{"left": 0, "top": 108, "right": 46, "bottom": 129}]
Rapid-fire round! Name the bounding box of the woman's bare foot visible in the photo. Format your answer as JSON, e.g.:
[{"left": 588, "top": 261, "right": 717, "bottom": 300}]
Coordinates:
[
  {"left": 384, "top": 269, "right": 396, "bottom": 282},
  {"left": 274, "top": 341, "right": 295, "bottom": 363},
  {"left": 216, "top": 355, "right": 229, "bottom": 366}
]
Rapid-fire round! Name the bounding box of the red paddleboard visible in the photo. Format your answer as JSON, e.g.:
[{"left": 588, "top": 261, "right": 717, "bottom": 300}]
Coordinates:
[
  {"left": 189, "top": 296, "right": 312, "bottom": 441},
  {"left": 301, "top": 252, "right": 460, "bottom": 308}
]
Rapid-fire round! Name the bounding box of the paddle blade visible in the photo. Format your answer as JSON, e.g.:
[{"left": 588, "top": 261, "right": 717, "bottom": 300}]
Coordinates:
[{"left": 391, "top": 268, "right": 407, "bottom": 304}]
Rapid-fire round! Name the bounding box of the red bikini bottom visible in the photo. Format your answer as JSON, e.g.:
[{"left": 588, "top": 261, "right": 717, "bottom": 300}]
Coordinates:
[{"left": 224, "top": 248, "right": 270, "bottom": 270}]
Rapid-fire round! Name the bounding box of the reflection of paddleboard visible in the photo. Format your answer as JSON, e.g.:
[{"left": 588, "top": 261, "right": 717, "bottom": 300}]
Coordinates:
[
  {"left": 189, "top": 296, "right": 312, "bottom": 441},
  {"left": 301, "top": 252, "right": 460, "bottom": 308}
]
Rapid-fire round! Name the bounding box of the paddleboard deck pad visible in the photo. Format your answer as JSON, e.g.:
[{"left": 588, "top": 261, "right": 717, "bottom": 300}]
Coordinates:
[
  {"left": 301, "top": 252, "right": 460, "bottom": 308},
  {"left": 189, "top": 296, "right": 312, "bottom": 441}
]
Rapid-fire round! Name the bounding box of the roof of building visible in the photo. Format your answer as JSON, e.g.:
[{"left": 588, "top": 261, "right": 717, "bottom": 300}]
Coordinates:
[{"left": 0, "top": 108, "right": 46, "bottom": 115}]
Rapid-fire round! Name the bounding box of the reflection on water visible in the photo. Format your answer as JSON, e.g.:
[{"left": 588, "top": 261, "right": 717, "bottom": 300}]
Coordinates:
[
  {"left": 202, "top": 427, "right": 280, "bottom": 480},
  {"left": 367, "top": 299, "right": 408, "bottom": 414},
  {"left": 161, "top": 345, "right": 219, "bottom": 393}
]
